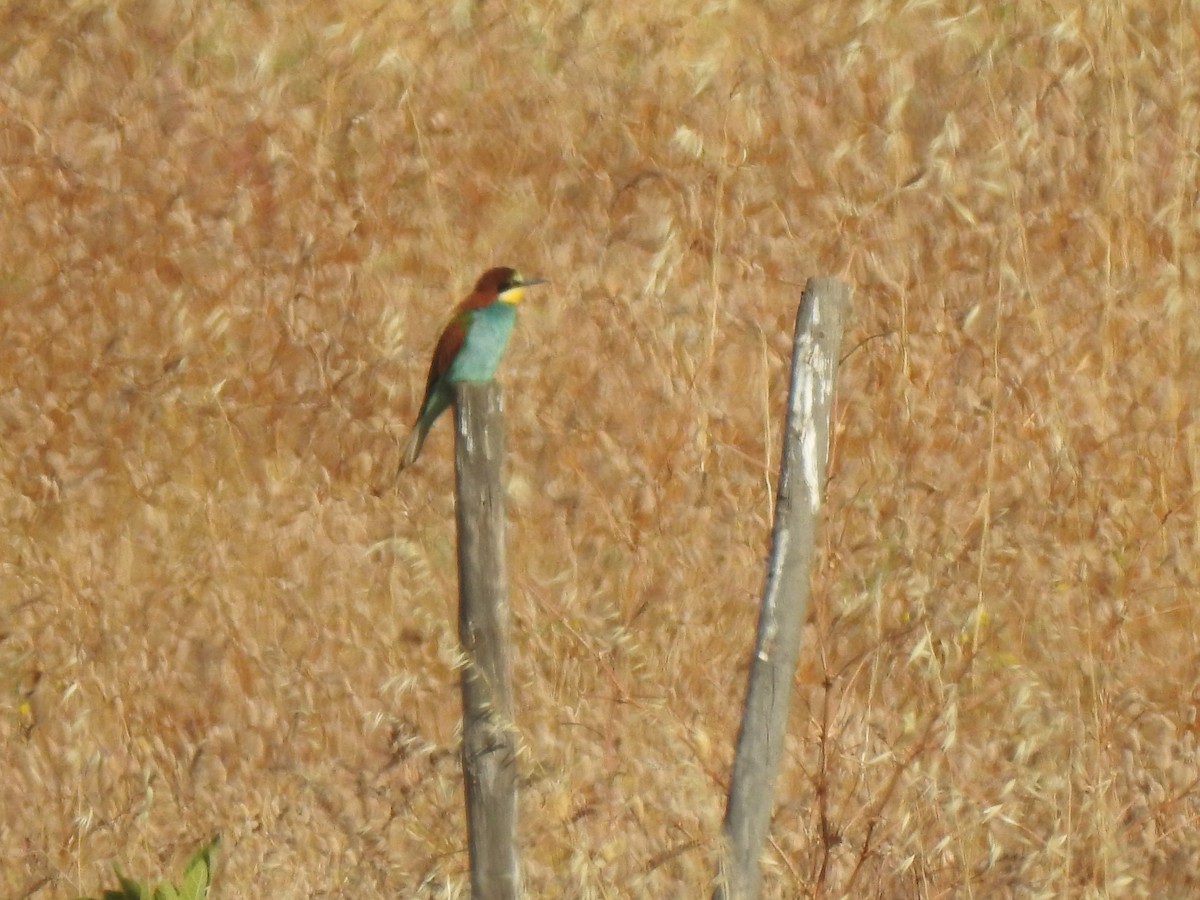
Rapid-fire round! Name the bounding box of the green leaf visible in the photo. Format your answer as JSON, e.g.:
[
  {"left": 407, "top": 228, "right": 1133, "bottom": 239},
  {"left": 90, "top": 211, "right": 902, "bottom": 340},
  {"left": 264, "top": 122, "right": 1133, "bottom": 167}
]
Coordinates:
[
  {"left": 178, "top": 834, "right": 220, "bottom": 899},
  {"left": 80, "top": 835, "right": 220, "bottom": 900},
  {"left": 184, "top": 834, "right": 221, "bottom": 878},
  {"left": 113, "top": 867, "right": 153, "bottom": 900}
]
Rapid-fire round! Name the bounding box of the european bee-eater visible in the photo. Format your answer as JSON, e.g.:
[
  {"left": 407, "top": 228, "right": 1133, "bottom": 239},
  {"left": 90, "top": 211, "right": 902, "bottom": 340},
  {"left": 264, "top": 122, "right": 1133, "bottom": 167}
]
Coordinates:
[{"left": 397, "top": 266, "right": 546, "bottom": 472}]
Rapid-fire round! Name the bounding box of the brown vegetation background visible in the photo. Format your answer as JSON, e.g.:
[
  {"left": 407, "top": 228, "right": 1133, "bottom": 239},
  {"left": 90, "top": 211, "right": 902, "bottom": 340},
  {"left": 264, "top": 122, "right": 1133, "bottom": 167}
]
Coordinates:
[{"left": 3, "top": 1, "right": 1198, "bottom": 896}]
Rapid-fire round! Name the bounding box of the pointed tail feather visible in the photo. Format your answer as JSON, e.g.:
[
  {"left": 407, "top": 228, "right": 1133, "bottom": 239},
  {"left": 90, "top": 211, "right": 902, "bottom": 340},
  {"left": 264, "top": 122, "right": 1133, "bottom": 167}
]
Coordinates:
[
  {"left": 397, "top": 421, "right": 430, "bottom": 475},
  {"left": 396, "top": 385, "right": 452, "bottom": 477}
]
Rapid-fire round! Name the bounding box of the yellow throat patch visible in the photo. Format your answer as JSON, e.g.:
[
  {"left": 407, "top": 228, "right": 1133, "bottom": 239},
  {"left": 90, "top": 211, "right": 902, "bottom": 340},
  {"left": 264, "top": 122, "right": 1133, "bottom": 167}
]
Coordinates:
[{"left": 498, "top": 271, "right": 529, "bottom": 305}]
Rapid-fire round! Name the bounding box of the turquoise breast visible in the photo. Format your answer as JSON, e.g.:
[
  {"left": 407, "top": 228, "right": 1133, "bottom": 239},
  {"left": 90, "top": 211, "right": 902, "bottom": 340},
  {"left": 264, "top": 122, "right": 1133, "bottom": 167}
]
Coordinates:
[{"left": 448, "top": 303, "right": 518, "bottom": 383}]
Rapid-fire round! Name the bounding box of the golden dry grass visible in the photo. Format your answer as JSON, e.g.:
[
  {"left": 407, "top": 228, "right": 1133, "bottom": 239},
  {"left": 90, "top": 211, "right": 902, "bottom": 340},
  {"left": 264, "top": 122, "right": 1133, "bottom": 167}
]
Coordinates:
[{"left": 2, "top": 1, "right": 1198, "bottom": 896}]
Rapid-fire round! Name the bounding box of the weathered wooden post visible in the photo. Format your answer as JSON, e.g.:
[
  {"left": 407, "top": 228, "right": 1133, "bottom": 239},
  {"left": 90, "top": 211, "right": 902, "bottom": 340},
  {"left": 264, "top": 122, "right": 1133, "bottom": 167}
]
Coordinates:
[
  {"left": 715, "top": 277, "right": 849, "bottom": 899},
  {"left": 454, "top": 381, "right": 520, "bottom": 900}
]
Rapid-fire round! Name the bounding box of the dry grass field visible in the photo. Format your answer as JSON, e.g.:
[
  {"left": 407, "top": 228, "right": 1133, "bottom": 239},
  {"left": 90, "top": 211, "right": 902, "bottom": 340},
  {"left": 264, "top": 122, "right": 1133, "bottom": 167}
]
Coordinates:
[{"left": 3, "top": 1, "right": 1198, "bottom": 896}]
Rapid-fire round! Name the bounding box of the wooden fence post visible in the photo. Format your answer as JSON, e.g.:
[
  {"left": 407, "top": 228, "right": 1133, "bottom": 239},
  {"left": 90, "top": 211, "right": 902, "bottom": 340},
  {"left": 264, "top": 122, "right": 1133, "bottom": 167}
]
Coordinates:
[
  {"left": 454, "top": 381, "right": 520, "bottom": 900},
  {"left": 715, "top": 278, "right": 849, "bottom": 899}
]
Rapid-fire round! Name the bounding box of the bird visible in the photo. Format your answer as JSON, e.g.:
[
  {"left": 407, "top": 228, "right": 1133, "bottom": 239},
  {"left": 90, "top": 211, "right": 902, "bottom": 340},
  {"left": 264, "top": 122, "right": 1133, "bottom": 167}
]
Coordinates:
[{"left": 397, "top": 266, "right": 546, "bottom": 472}]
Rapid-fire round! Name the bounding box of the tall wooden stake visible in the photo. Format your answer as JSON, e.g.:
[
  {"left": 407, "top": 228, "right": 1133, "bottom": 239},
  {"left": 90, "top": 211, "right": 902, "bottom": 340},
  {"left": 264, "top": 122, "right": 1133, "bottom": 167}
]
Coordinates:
[
  {"left": 716, "top": 278, "right": 849, "bottom": 899},
  {"left": 454, "top": 381, "right": 520, "bottom": 899}
]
